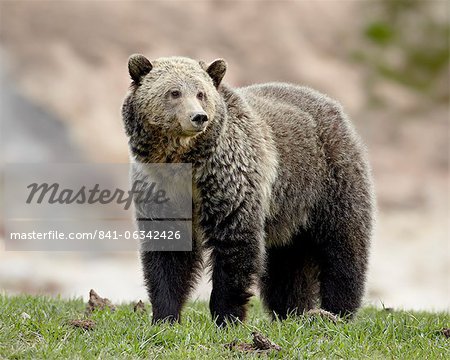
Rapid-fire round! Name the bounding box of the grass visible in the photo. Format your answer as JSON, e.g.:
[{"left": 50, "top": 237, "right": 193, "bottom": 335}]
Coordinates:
[{"left": 0, "top": 294, "right": 449, "bottom": 359}]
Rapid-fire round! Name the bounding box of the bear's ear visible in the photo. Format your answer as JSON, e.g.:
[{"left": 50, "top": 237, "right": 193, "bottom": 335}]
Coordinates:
[
  {"left": 128, "top": 54, "right": 153, "bottom": 84},
  {"left": 206, "top": 59, "right": 227, "bottom": 88}
]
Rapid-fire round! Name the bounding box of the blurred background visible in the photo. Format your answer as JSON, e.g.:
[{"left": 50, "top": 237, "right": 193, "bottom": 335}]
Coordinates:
[{"left": 0, "top": 0, "right": 448, "bottom": 310}]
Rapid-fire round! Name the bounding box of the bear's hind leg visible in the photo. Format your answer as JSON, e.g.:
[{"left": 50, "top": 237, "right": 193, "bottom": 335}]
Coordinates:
[
  {"left": 316, "top": 232, "right": 369, "bottom": 318},
  {"left": 260, "top": 233, "right": 319, "bottom": 320},
  {"left": 317, "top": 239, "right": 368, "bottom": 318},
  {"left": 315, "top": 192, "right": 372, "bottom": 318}
]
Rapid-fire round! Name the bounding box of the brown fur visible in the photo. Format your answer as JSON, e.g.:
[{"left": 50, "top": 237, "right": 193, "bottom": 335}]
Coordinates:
[{"left": 122, "top": 55, "right": 375, "bottom": 325}]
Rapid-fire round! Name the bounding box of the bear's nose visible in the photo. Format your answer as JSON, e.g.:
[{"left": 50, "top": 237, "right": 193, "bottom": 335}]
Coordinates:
[{"left": 191, "top": 113, "right": 208, "bottom": 125}]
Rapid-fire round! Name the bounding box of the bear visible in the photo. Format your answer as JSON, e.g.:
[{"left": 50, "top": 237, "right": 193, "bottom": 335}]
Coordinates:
[{"left": 121, "top": 54, "right": 375, "bottom": 326}]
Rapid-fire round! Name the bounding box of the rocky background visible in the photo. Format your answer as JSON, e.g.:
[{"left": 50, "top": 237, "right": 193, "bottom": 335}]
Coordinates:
[{"left": 0, "top": 1, "right": 448, "bottom": 310}]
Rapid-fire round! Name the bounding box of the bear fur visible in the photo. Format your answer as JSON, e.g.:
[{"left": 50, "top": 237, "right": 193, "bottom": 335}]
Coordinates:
[{"left": 121, "top": 55, "right": 375, "bottom": 326}]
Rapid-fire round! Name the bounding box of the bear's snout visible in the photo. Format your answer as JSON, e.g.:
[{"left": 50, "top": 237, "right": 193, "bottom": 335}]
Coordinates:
[{"left": 190, "top": 113, "right": 208, "bottom": 130}]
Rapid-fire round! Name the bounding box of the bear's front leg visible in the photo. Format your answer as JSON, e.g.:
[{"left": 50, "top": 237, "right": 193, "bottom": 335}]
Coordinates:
[
  {"left": 141, "top": 245, "right": 202, "bottom": 324},
  {"left": 207, "top": 208, "right": 264, "bottom": 327}
]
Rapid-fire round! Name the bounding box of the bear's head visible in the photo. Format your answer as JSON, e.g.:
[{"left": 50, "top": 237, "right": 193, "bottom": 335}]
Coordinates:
[{"left": 123, "top": 55, "right": 227, "bottom": 141}]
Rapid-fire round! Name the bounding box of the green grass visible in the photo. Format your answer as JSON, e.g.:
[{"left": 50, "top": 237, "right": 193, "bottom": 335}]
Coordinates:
[{"left": 0, "top": 295, "right": 449, "bottom": 359}]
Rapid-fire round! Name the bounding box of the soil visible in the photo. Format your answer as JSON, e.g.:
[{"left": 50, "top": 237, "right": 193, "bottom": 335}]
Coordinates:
[
  {"left": 306, "top": 309, "right": 339, "bottom": 323},
  {"left": 68, "top": 319, "right": 95, "bottom": 331},
  {"left": 133, "top": 300, "right": 146, "bottom": 313},
  {"left": 225, "top": 332, "right": 282, "bottom": 352},
  {"left": 86, "top": 289, "right": 116, "bottom": 313}
]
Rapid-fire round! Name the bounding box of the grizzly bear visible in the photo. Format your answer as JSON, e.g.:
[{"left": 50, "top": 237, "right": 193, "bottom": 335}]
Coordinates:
[{"left": 122, "top": 55, "right": 374, "bottom": 326}]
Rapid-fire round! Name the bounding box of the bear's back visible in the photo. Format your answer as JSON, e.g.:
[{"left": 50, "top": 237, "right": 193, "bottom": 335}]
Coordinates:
[
  {"left": 238, "top": 82, "right": 364, "bottom": 171},
  {"left": 238, "top": 82, "right": 346, "bottom": 136}
]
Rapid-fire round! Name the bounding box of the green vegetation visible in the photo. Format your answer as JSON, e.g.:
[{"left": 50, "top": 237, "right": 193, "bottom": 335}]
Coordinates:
[
  {"left": 356, "top": 0, "right": 449, "bottom": 103},
  {"left": 0, "top": 294, "right": 449, "bottom": 359}
]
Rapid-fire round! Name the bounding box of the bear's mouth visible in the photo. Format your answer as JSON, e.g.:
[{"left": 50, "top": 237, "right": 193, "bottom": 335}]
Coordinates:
[{"left": 182, "top": 129, "right": 204, "bottom": 136}]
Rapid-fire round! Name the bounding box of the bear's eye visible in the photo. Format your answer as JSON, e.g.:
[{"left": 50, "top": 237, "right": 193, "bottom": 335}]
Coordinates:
[
  {"left": 170, "top": 90, "right": 181, "bottom": 99},
  {"left": 197, "top": 91, "right": 205, "bottom": 100}
]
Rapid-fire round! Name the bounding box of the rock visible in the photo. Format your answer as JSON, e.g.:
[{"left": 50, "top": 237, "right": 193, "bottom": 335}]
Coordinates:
[{"left": 20, "top": 312, "right": 31, "bottom": 320}]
